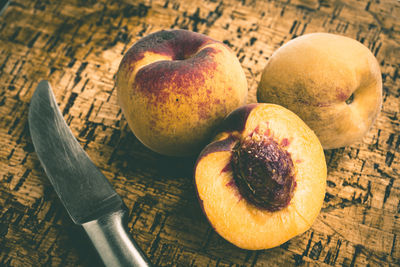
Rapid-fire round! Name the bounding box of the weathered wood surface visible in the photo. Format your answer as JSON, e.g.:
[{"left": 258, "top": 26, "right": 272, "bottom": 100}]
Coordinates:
[{"left": 0, "top": 0, "right": 399, "bottom": 266}]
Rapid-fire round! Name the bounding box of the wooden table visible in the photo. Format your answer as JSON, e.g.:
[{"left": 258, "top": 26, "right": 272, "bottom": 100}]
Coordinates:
[{"left": 0, "top": 0, "right": 399, "bottom": 266}]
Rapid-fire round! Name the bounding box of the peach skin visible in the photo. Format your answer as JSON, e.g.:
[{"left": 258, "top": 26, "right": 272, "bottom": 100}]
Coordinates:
[
  {"left": 257, "top": 33, "right": 382, "bottom": 149},
  {"left": 117, "top": 29, "right": 248, "bottom": 156}
]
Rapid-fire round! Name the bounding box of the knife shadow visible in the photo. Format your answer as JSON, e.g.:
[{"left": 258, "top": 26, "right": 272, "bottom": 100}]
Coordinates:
[
  {"left": 27, "top": 143, "right": 104, "bottom": 266},
  {"left": 34, "top": 171, "right": 105, "bottom": 267},
  {"left": 63, "top": 221, "right": 106, "bottom": 267}
]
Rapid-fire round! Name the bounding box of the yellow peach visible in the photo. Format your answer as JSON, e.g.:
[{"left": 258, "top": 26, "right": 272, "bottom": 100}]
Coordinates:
[{"left": 257, "top": 33, "right": 382, "bottom": 149}]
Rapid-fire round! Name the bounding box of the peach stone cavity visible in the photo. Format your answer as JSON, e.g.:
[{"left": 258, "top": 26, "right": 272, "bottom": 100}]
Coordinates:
[{"left": 231, "top": 132, "right": 296, "bottom": 211}]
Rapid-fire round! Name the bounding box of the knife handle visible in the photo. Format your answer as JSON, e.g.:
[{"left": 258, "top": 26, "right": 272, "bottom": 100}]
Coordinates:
[{"left": 82, "top": 209, "right": 152, "bottom": 267}]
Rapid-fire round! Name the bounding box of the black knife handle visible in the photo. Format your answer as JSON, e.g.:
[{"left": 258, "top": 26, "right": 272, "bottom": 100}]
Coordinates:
[{"left": 82, "top": 209, "right": 152, "bottom": 267}]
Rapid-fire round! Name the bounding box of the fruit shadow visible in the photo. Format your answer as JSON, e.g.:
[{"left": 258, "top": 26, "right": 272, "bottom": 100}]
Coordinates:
[
  {"left": 323, "top": 147, "right": 348, "bottom": 190},
  {"left": 108, "top": 119, "right": 197, "bottom": 179},
  {"left": 324, "top": 147, "right": 347, "bottom": 173}
]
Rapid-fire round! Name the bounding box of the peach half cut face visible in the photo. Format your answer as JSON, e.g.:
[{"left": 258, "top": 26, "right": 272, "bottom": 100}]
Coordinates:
[{"left": 194, "top": 103, "right": 327, "bottom": 250}]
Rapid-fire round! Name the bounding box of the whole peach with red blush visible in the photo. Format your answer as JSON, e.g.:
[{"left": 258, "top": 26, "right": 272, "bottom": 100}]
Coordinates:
[{"left": 116, "top": 29, "right": 248, "bottom": 156}]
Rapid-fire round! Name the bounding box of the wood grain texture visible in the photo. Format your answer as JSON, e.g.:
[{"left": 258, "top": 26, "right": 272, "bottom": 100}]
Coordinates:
[{"left": 0, "top": 0, "right": 399, "bottom": 266}]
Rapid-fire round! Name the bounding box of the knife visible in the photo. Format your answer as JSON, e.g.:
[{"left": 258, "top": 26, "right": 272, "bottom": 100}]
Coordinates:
[{"left": 28, "top": 80, "right": 152, "bottom": 267}]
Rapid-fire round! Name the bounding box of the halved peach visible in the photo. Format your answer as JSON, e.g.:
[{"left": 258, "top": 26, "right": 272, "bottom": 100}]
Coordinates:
[{"left": 194, "top": 103, "right": 326, "bottom": 250}]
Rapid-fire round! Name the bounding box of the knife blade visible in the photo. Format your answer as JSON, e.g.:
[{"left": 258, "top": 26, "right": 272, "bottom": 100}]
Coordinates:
[{"left": 28, "top": 80, "right": 151, "bottom": 267}]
